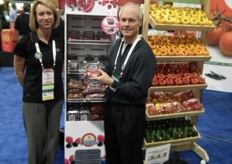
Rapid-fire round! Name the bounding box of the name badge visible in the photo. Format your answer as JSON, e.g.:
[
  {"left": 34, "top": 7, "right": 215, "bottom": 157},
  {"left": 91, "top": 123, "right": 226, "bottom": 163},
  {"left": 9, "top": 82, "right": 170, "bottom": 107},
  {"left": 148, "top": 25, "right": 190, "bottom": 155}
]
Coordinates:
[{"left": 42, "top": 68, "right": 54, "bottom": 101}]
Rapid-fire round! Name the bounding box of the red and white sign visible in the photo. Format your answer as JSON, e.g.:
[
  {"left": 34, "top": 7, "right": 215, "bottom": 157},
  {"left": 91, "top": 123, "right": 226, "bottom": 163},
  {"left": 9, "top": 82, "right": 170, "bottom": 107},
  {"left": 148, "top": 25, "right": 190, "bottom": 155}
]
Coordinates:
[{"left": 101, "top": 16, "right": 120, "bottom": 35}]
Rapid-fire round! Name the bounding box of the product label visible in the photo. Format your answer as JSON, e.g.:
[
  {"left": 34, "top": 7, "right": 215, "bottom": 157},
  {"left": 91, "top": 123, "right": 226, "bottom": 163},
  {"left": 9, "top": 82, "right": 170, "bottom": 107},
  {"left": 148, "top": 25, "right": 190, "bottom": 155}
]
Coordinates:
[{"left": 86, "top": 63, "right": 101, "bottom": 77}]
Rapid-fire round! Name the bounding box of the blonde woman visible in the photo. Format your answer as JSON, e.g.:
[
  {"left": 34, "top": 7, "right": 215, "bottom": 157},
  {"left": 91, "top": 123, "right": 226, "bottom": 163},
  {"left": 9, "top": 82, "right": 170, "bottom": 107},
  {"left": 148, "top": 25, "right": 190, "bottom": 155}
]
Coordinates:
[{"left": 13, "top": 0, "right": 64, "bottom": 163}]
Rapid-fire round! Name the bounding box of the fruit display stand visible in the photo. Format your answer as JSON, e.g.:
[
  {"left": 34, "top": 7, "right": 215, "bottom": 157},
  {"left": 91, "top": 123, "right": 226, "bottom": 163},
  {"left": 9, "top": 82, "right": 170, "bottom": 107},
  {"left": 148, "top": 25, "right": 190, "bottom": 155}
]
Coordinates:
[
  {"left": 141, "top": 0, "right": 215, "bottom": 162},
  {"left": 64, "top": 1, "right": 118, "bottom": 163}
]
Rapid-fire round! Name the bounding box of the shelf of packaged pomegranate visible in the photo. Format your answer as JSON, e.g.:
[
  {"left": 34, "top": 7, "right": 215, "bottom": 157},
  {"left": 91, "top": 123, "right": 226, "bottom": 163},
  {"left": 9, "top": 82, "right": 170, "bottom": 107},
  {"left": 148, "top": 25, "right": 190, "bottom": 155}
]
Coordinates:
[
  {"left": 146, "top": 88, "right": 205, "bottom": 120},
  {"left": 145, "top": 109, "right": 204, "bottom": 121}
]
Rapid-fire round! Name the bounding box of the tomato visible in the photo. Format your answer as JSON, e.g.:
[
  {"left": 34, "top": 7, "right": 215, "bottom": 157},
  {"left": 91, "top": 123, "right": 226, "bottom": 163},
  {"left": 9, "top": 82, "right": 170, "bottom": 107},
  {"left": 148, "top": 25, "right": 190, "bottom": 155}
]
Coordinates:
[
  {"left": 182, "top": 77, "right": 190, "bottom": 85},
  {"left": 198, "top": 77, "right": 206, "bottom": 84},
  {"left": 152, "top": 76, "right": 159, "bottom": 86},
  {"left": 166, "top": 78, "right": 174, "bottom": 86},
  {"left": 220, "top": 21, "right": 232, "bottom": 32},
  {"left": 166, "top": 73, "right": 175, "bottom": 79},
  {"left": 190, "top": 78, "right": 199, "bottom": 84},
  {"left": 158, "top": 79, "right": 167, "bottom": 86},
  {"left": 174, "top": 74, "right": 182, "bottom": 79},
  {"left": 156, "top": 73, "right": 166, "bottom": 80},
  {"left": 211, "top": 0, "right": 232, "bottom": 18},
  {"left": 190, "top": 72, "right": 199, "bottom": 78},
  {"left": 219, "top": 31, "right": 232, "bottom": 57},
  {"left": 206, "top": 27, "right": 226, "bottom": 46},
  {"left": 174, "top": 78, "right": 183, "bottom": 85}
]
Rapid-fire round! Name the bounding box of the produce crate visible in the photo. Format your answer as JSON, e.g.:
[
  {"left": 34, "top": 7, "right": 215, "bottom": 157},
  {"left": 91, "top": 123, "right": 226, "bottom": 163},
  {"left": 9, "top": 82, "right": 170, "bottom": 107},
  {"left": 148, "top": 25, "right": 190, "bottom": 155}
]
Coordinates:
[
  {"left": 149, "top": 16, "right": 215, "bottom": 32},
  {"left": 144, "top": 126, "right": 201, "bottom": 148},
  {"left": 146, "top": 109, "right": 205, "bottom": 121}
]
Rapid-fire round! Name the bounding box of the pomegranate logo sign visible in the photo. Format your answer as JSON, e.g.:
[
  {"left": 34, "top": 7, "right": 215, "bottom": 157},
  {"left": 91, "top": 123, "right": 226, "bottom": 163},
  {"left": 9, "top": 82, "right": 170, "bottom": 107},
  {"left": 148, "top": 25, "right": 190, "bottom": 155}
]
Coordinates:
[
  {"left": 101, "top": 16, "right": 120, "bottom": 35},
  {"left": 82, "top": 133, "right": 97, "bottom": 147}
]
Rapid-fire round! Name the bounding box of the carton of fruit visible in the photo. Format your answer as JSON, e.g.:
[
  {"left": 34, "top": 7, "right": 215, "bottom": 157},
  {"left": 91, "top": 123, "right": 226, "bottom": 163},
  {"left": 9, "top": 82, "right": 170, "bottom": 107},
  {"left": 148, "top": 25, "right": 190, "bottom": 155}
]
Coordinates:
[{"left": 86, "top": 63, "right": 101, "bottom": 78}]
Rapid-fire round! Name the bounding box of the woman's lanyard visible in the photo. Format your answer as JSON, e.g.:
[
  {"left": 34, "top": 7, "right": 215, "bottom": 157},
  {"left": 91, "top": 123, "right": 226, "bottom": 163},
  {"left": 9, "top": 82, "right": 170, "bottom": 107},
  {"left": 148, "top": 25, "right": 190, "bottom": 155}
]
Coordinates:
[
  {"left": 34, "top": 40, "right": 57, "bottom": 68},
  {"left": 113, "top": 36, "right": 141, "bottom": 80},
  {"left": 35, "top": 40, "right": 57, "bottom": 101}
]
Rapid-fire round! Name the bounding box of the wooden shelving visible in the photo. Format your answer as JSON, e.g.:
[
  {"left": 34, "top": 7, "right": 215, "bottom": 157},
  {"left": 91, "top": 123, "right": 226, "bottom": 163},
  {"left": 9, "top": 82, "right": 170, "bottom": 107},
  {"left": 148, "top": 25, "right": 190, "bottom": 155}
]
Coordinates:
[
  {"left": 149, "top": 16, "right": 215, "bottom": 32},
  {"left": 146, "top": 109, "right": 205, "bottom": 121},
  {"left": 155, "top": 56, "right": 211, "bottom": 62},
  {"left": 149, "top": 84, "right": 208, "bottom": 92},
  {"left": 142, "top": 0, "right": 213, "bottom": 162}
]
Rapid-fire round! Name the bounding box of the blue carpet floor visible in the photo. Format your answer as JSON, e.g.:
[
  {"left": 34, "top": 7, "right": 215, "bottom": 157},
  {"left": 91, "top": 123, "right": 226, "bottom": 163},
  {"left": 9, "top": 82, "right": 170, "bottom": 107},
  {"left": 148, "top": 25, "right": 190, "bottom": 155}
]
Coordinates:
[
  {"left": 0, "top": 67, "right": 64, "bottom": 164},
  {"left": 0, "top": 67, "right": 232, "bottom": 164}
]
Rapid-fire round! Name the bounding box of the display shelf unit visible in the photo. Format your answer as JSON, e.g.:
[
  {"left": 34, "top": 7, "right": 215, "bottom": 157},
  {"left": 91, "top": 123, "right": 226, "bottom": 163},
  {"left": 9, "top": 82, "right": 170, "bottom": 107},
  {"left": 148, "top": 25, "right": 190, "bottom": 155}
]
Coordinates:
[
  {"left": 64, "top": 3, "right": 118, "bottom": 163},
  {"left": 141, "top": 0, "right": 214, "bottom": 162}
]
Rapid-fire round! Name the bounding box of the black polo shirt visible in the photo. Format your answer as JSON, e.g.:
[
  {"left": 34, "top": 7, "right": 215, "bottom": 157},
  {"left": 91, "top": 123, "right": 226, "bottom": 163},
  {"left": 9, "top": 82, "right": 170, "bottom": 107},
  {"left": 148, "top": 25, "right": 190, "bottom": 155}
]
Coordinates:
[{"left": 14, "top": 32, "right": 64, "bottom": 103}]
